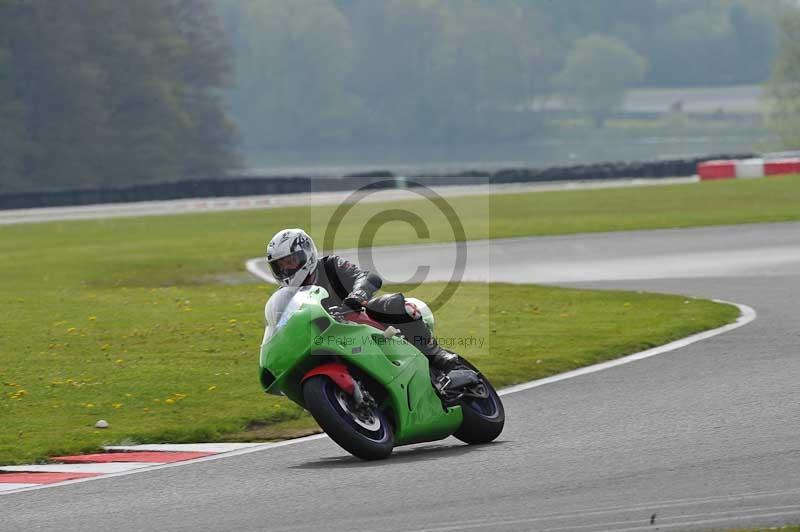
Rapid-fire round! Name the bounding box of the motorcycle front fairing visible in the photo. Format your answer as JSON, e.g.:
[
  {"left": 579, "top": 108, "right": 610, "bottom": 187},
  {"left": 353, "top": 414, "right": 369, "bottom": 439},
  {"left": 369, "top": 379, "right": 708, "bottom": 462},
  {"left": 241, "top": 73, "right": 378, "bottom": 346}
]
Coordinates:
[
  {"left": 259, "top": 286, "right": 331, "bottom": 401},
  {"left": 259, "top": 286, "right": 463, "bottom": 445}
]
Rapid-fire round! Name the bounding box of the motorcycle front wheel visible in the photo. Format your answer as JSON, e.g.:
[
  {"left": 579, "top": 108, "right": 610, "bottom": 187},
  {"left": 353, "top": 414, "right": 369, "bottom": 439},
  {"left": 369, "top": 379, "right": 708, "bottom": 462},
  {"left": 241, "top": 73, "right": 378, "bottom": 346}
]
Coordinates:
[{"left": 302, "top": 375, "right": 394, "bottom": 460}]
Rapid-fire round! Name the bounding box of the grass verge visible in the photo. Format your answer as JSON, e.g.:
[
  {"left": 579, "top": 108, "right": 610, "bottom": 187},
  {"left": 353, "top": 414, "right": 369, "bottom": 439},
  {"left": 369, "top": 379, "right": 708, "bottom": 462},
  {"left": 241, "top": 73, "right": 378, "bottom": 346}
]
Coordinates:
[
  {"left": 1, "top": 176, "right": 770, "bottom": 464},
  {"left": 1, "top": 279, "right": 737, "bottom": 465},
  {"left": 2, "top": 174, "right": 799, "bottom": 289}
]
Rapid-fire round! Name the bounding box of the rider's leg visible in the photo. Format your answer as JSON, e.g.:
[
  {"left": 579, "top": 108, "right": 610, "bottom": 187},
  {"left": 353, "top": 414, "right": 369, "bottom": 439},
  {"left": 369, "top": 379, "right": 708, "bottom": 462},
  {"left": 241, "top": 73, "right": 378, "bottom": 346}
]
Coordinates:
[{"left": 365, "top": 293, "right": 459, "bottom": 371}]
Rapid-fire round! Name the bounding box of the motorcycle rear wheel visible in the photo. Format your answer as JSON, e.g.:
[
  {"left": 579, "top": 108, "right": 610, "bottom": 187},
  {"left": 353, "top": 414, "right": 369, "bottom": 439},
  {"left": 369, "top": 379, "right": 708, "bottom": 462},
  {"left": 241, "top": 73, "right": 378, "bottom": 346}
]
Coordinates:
[
  {"left": 452, "top": 360, "right": 505, "bottom": 445},
  {"left": 303, "top": 375, "right": 394, "bottom": 460}
]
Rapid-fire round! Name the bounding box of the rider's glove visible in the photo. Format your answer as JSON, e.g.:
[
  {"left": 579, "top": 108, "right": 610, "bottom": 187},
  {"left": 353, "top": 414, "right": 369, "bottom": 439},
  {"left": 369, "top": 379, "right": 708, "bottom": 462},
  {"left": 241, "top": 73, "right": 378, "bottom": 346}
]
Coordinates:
[{"left": 343, "top": 290, "right": 369, "bottom": 311}]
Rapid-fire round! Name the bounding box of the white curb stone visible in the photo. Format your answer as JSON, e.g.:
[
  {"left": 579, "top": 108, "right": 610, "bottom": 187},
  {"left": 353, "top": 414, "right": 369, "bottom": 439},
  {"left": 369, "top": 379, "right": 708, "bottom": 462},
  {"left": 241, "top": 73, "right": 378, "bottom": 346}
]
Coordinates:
[
  {"left": 103, "top": 443, "right": 269, "bottom": 453},
  {"left": 0, "top": 463, "right": 159, "bottom": 474},
  {"left": 0, "top": 483, "right": 39, "bottom": 491}
]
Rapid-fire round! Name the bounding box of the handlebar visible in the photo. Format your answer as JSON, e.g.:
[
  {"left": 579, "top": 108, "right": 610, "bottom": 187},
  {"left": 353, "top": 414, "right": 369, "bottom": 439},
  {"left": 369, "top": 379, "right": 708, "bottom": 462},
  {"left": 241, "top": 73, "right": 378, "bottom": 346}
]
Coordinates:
[{"left": 327, "top": 305, "right": 353, "bottom": 320}]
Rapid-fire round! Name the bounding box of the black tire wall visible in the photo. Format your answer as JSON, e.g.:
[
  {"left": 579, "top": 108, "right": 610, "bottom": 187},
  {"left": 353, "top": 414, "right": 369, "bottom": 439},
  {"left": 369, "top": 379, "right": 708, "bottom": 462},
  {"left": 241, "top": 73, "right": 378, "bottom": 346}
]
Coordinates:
[{"left": 0, "top": 153, "right": 754, "bottom": 210}]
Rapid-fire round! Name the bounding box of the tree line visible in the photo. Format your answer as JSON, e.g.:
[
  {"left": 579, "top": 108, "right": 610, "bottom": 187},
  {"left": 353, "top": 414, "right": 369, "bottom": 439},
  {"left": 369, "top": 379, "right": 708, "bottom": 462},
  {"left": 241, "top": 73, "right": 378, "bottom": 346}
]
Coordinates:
[
  {"left": 0, "top": 0, "right": 793, "bottom": 193},
  {"left": 218, "top": 0, "right": 780, "bottom": 153},
  {"left": 0, "top": 0, "right": 238, "bottom": 193}
]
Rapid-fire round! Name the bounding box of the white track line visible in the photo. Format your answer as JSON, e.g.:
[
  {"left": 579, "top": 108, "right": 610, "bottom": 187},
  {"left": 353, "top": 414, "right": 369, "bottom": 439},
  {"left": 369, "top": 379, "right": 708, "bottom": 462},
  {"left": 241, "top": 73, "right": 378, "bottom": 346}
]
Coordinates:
[
  {"left": 247, "top": 257, "right": 756, "bottom": 396},
  {"left": 403, "top": 486, "right": 800, "bottom": 532},
  {"left": 0, "top": 463, "right": 159, "bottom": 474},
  {"left": 414, "top": 507, "right": 800, "bottom": 532},
  {"left": 104, "top": 443, "right": 268, "bottom": 453},
  {"left": 246, "top": 257, "right": 274, "bottom": 284},
  {"left": 1, "top": 299, "right": 756, "bottom": 496},
  {"left": 499, "top": 300, "right": 756, "bottom": 395},
  {"left": 409, "top": 505, "right": 800, "bottom": 532},
  {"left": 0, "top": 484, "right": 38, "bottom": 491}
]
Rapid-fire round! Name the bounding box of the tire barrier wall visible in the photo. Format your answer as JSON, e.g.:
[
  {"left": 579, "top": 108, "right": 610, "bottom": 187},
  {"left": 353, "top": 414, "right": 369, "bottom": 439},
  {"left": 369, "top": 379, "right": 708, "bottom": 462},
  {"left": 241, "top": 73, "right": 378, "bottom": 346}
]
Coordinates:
[
  {"left": 698, "top": 158, "right": 800, "bottom": 181},
  {"left": 1, "top": 153, "right": 755, "bottom": 210}
]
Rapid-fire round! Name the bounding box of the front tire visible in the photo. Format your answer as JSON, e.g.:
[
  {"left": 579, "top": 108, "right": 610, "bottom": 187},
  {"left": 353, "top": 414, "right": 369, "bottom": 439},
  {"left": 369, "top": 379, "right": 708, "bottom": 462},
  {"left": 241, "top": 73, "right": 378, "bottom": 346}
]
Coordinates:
[
  {"left": 303, "top": 375, "right": 394, "bottom": 460},
  {"left": 452, "top": 360, "right": 505, "bottom": 445}
]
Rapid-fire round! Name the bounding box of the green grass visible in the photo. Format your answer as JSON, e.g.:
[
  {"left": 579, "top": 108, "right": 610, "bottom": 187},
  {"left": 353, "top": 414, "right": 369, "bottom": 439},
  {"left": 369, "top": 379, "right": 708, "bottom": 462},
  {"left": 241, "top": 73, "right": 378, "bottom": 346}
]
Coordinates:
[
  {"left": 2, "top": 174, "right": 799, "bottom": 291},
  {"left": 3, "top": 175, "right": 785, "bottom": 464},
  {"left": 0, "top": 279, "right": 737, "bottom": 465}
]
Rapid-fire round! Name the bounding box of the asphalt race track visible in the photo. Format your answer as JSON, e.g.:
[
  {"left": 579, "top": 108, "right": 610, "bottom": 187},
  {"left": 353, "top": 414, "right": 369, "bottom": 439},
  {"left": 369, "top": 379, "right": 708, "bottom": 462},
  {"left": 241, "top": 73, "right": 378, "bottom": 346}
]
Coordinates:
[{"left": 3, "top": 222, "right": 800, "bottom": 531}]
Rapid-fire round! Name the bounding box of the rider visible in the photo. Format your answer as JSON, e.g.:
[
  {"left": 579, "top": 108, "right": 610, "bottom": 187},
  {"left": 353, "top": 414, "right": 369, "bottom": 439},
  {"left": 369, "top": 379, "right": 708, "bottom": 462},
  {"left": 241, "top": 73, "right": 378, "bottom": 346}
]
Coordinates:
[{"left": 265, "top": 228, "right": 459, "bottom": 371}]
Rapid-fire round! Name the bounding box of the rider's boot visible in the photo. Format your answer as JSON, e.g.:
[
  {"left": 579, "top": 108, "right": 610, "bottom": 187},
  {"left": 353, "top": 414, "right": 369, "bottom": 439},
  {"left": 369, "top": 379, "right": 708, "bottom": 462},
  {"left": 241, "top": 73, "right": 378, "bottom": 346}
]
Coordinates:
[
  {"left": 393, "top": 313, "right": 460, "bottom": 371},
  {"left": 420, "top": 338, "right": 460, "bottom": 372}
]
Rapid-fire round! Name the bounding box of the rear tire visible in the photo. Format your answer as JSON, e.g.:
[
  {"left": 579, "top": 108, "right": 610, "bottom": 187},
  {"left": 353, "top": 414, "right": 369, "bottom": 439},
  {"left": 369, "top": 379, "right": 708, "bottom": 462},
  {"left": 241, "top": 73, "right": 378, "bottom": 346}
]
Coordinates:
[
  {"left": 303, "top": 375, "right": 394, "bottom": 460},
  {"left": 452, "top": 360, "right": 505, "bottom": 445}
]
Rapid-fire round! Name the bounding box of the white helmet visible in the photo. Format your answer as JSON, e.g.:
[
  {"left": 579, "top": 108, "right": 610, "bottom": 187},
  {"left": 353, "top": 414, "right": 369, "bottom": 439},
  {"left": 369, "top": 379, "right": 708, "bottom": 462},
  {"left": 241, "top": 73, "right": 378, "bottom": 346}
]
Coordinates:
[{"left": 266, "top": 229, "right": 318, "bottom": 287}]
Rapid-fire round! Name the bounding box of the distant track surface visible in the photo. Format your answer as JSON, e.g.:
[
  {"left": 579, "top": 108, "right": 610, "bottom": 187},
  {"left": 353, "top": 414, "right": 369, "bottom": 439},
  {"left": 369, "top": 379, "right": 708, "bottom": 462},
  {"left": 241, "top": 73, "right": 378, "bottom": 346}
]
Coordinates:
[
  {"left": 3, "top": 221, "right": 799, "bottom": 531},
  {"left": 0, "top": 177, "right": 695, "bottom": 225}
]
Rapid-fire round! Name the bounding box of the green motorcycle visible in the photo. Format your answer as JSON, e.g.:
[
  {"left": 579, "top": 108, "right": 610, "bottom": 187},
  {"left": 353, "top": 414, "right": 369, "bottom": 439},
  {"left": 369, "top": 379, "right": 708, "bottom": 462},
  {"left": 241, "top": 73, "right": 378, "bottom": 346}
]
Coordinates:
[{"left": 259, "top": 286, "right": 504, "bottom": 460}]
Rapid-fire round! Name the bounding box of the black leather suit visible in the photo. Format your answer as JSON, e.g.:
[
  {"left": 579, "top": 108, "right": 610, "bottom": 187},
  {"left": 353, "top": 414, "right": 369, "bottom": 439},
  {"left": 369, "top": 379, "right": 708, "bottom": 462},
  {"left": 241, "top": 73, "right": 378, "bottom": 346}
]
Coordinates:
[{"left": 303, "top": 255, "right": 381, "bottom": 308}]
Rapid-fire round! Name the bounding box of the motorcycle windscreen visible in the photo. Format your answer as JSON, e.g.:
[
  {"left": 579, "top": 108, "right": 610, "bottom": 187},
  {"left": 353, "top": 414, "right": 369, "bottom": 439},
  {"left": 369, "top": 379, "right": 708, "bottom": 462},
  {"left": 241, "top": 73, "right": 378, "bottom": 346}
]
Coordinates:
[{"left": 261, "top": 285, "right": 328, "bottom": 344}]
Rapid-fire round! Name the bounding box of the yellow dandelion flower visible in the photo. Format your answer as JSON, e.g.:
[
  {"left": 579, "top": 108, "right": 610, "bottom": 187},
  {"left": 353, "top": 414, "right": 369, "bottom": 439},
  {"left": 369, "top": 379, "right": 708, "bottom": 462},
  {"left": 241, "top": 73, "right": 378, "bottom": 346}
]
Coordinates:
[
  {"left": 165, "top": 398, "right": 175, "bottom": 404},
  {"left": 89, "top": 316, "right": 97, "bottom": 321},
  {"left": 112, "top": 403, "right": 123, "bottom": 409},
  {"left": 207, "top": 385, "right": 217, "bottom": 392},
  {"left": 67, "top": 327, "right": 77, "bottom": 333},
  {"left": 10, "top": 390, "right": 27, "bottom": 400}
]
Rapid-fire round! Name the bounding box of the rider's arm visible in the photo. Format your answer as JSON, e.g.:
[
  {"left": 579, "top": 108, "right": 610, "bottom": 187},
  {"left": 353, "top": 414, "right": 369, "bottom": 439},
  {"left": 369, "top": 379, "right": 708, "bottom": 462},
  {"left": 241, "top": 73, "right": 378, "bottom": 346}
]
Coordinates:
[{"left": 329, "top": 255, "right": 382, "bottom": 304}]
